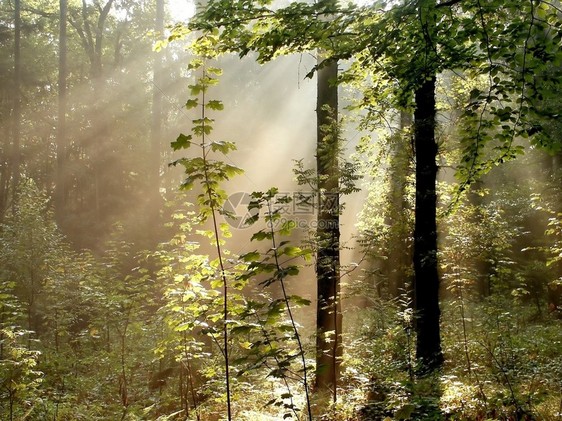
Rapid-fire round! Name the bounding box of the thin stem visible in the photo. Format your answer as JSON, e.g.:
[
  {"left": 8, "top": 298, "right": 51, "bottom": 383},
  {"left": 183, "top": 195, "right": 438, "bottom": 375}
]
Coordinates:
[
  {"left": 200, "top": 67, "right": 232, "bottom": 420},
  {"left": 406, "top": 326, "right": 413, "bottom": 381},
  {"left": 456, "top": 279, "right": 472, "bottom": 375},
  {"left": 266, "top": 202, "right": 313, "bottom": 420}
]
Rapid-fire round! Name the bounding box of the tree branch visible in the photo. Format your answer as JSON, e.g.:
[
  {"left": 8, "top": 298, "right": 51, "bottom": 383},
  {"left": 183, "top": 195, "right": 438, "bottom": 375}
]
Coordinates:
[{"left": 436, "top": 0, "right": 463, "bottom": 8}]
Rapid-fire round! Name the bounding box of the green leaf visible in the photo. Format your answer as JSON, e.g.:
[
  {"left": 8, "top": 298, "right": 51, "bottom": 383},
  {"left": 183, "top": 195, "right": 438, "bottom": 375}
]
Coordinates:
[
  {"left": 206, "top": 100, "right": 224, "bottom": 110},
  {"left": 153, "top": 40, "right": 167, "bottom": 52},
  {"left": 171, "top": 133, "right": 192, "bottom": 150},
  {"left": 224, "top": 164, "right": 244, "bottom": 178},
  {"left": 279, "top": 220, "right": 296, "bottom": 235},
  {"left": 188, "top": 84, "right": 203, "bottom": 96},
  {"left": 188, "top": 58, "right": 204, "bottom": 70},
  {"left": 231, "top": 325, "right": 255, "bottom": 335},
  {"left": 278, "top": 266, "right": 299, "bottom": 277},
  {"left": 193, "top": 123, "right": 213, "bottom": 136},
  {"left": 180, "top": 177, "right": 195, "bottom": 190},
  {"left": 281, "top": 245, "right": 303, "bottom": 257},
  {"left": 207, "top": 67, "right": 223, "bottom": 75},
  {"left": 186, "top": 98, "right": 199, "bottom": 109},
  {"left": 244, "top": 213, "right": 260, "bottom": 226},
  {"left": 289, "top": 295, "right": 311, "bottom": 306},
  {"left": 210, "top": 141, "right": 236, "bottom": 153},
  {"left": 240, "top": 251, "right": 261, "bottom": 262},
  {"left": 251, "top": 231, "right": 273, "bottom": 241}
]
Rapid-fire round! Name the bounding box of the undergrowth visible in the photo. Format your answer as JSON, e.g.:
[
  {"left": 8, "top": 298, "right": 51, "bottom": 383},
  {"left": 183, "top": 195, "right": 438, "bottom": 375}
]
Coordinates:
[{"left": 338, "top": 298, "right": 562, "bottom": 421}]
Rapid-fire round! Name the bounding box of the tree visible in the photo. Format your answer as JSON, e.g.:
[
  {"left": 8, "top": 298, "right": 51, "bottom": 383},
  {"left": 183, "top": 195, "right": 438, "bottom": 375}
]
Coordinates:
[
  {"left": 12, "top": 0, "right": 21, "bottom": 208},
  {"left": 405, "top": 0, "right": 442, "bottom": 371},
  {"left": 55, "top": 0, "right": 68, "bottom": 218},
  {"left": 412, "top": 74, "right": 443, "bottom": 371},
  {"left": 0, "top": 180, "right": 65, "bottom": 334},
  {"left": 315, "top": 54, "right": 343, "bottom": 394},
  {"left": 314, "top": 1, "right": 342, "bottom": 397},
  {"left": 151, "top": 0, "right": 164, "bottom": 198},
  {"left": 185, "top": 0, "right": 449, "bottom": 373},
  {"left": 69, "top": 0, "right": 115, "bottom": 222},
  {"left": 186, "top": 0, "right": 562, "bottom": 375}
]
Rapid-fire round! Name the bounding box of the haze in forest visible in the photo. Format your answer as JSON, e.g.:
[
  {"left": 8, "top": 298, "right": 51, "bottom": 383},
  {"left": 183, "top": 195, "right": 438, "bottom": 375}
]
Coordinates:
[{"left": 1, "top": 0, "right": 561, "bottom": 420}]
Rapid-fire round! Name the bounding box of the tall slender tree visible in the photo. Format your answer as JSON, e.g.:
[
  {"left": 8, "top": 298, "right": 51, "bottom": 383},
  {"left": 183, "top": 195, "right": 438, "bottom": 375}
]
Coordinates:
[
  {"left": 151, "top": 0, "right": 164, "bottom": 194},
  {"left": 145, "top": 0, "right": 165, "bottom": 246},
  {"left": 412, "top": 75, "right": 443, "bottom": 371},
  {"left": 56, "top": 0, "right": 68, "bottom": 218},
  {"left": 315, "top": 52, "right": 342, "bottom": 397},
  {"left": 12, "top": 0, "right": 21, "bottom": 207},
  {"left": 411, "top": 0, "right": 444, "bottom": 372}
]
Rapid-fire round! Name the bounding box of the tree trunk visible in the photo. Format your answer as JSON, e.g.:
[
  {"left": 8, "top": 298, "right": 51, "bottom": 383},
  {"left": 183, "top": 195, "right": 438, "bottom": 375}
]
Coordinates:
[
  {"left": 151, "top": 0, "right": 164, "bottom": 190},
  {"left": 315, "top": 54, "right": 342, "bottom": 397},
  {"left": 387, "top": 111, "right": 413, "bottom": 299},
  {"left": 146, "top": 0, "right": 165, "bottom": 245},
  {"left": 56, "top": 0, "right": 68, "bottom": 218},
  {"left": 12, "top": 0, "right": 22, "bottom": 207},
  {"left": 413, "top": 75, "right": 443, "bottom": 372}
]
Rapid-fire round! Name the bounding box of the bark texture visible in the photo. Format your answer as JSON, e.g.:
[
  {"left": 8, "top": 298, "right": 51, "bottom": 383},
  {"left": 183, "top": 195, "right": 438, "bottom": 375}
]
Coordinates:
[{"left": 315, "top": 57, "right": 342, "bottom": 395}]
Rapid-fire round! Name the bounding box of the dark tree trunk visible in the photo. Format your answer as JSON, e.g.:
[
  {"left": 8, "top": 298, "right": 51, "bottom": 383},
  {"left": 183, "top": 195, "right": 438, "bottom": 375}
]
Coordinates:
[
  {"left": 315, "top": 55, "right": 342, "bottom": 397},
  {"left": 413, "top": 76, "right": 443, "bottom": 372}
]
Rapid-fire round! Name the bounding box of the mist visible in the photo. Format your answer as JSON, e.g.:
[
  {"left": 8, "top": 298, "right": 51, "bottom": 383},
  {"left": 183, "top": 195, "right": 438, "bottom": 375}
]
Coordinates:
[{"left": 1, "top": 0, "right": 561, "bottom": 419}]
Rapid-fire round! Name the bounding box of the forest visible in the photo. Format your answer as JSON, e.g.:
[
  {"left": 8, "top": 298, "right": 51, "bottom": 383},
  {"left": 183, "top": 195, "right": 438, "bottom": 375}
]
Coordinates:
[{"left": 1, "top": 0, "right": 562, "bottom": 419}]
